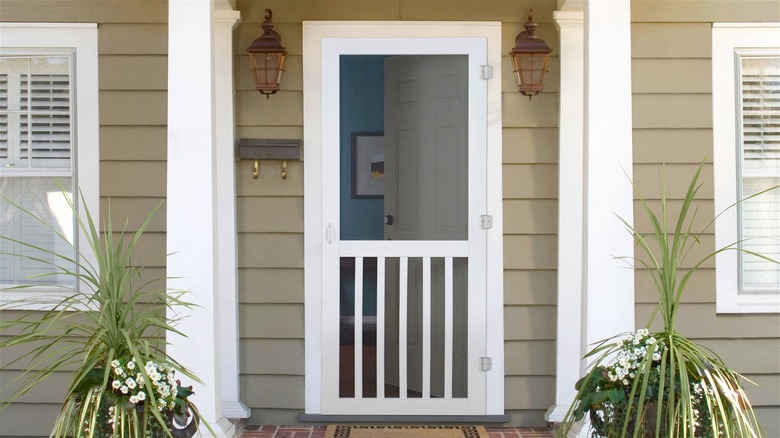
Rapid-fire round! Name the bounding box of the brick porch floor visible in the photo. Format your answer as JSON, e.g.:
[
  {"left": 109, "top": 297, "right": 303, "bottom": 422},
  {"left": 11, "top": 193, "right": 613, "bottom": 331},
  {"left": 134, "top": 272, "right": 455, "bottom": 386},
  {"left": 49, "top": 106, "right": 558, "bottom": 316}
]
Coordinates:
[{"left": 241, "top": 425, "right": 553, "bottom": 438}]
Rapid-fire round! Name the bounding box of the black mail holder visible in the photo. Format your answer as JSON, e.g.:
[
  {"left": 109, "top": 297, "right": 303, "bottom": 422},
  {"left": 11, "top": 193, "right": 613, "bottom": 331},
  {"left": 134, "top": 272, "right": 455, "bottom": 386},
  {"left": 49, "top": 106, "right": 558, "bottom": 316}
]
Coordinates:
[
  {"left": 238, "top": 138, "right": 302, "bottom": 160},
  {"left": 238, "top": 138, "right": 302, "bottom": 180}
]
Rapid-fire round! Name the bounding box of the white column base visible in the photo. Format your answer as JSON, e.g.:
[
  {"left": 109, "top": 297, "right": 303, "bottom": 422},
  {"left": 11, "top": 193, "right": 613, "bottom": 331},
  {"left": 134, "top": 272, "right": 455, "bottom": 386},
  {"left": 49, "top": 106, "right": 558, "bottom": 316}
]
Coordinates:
[
  {"left": 544, "top": 404, "right": 571, "bottom": 423},
  {"left": 546, "top": 409, "right": 589, "bottom": 438},
  {"left": 222, "top": 400, "right": 251, "bottom": 419},
  {"left": 203, "top": 416, "right": 239, "bottom": 438},
  {"left": 568, "top": 422, "right": 591, "bottom": 438},
  {"left": 549, "top": 419, "right": 590, "bottom": 438}
]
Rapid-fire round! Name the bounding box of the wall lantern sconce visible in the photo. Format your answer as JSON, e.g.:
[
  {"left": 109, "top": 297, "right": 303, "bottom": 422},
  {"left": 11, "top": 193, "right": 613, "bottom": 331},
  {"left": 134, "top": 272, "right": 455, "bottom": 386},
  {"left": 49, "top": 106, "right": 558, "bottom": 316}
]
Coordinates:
[
  {"left": 509, "top": 9, "right": 553, "bottom": 99},
  {"left": 246, "top": 8, "right": 288, "bottom": 98}
]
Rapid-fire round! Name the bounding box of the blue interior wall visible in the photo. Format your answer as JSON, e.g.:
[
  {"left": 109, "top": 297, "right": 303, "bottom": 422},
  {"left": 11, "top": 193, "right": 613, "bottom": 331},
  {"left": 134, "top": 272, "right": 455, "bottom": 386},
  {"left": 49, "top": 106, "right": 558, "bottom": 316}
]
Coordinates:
[
  {"left": 340, "top": 56, "right": 385, "bottom": 241},
  {"left": 339, "top": 56, "right": 386, "bottom": 317}
]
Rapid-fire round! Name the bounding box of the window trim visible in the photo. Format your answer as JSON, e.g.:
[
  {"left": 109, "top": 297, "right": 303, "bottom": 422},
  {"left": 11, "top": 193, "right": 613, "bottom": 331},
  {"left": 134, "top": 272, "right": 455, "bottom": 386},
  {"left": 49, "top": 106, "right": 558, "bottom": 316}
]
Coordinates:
[
  {"left": 712, "top": 23, "right": 780, "bottom": 313},
  {"left": 0, "top": 23, "right": 99, "bottom": 309}
]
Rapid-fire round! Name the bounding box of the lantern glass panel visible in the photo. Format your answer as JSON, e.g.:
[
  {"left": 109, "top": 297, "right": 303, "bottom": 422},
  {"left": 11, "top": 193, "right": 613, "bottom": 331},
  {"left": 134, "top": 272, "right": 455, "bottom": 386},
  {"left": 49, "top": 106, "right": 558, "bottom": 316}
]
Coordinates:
[
  {"left": 511, "top": 53, "right": 549, "bottom": 88},
  {"left": 250, "top": 52, "right": 286, "bottom": 91}
]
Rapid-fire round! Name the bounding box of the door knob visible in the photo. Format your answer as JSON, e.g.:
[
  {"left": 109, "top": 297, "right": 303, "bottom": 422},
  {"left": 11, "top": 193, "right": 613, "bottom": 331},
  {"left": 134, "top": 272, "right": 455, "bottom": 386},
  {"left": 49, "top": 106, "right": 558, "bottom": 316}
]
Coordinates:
[{"left": 384, "top": 215, "right": 394, "bottom": 225}]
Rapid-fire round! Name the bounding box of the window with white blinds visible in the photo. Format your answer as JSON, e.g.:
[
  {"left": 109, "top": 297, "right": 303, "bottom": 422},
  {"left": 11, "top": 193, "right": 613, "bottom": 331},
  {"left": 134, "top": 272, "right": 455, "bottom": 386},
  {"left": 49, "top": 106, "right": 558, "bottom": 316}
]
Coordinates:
[
  {"left": 738, "top": 55, "right": 780, "bottom": 291},
  {"left": 0, "top": 56, "right": 76, "bottom": 287}
]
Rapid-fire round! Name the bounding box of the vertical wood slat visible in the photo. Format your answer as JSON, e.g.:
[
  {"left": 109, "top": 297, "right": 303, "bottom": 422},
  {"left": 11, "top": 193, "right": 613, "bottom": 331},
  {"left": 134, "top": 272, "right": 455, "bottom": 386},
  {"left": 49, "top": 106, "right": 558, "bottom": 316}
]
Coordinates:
[
  {"left": 376, "top": 257, "right": 386, "bottom": 399},
  {"left": 422, "top": 256, "right": 431, "bottom": 399},
  {"left": 354, "top": 257, "right": 363, "bottom": 399},
  {"left": 444, "top": 256, "right": 453, "bottom": 399},
  {"left": 399, "top": 256, "right": 408, "bottom": 399}
]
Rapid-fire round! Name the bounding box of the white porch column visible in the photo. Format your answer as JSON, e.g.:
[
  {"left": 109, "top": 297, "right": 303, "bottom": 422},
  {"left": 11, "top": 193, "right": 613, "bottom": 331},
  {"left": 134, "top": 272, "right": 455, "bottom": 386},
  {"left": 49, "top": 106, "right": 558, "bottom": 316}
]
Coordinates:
[
  {"left": 582, "top": 0, "right": 635, "bottom": 362},
  {"left": 551, "top": 2, "right": 634, "bottom": 434},
  {"left": 214, "top": 5, "right": 251, "bottom": 420},
  {"left": 546, "top": 8, "right": 584, "bottom": 424},
  {"left": 167, "top": 0, "right": 236, "bottom": 436}
]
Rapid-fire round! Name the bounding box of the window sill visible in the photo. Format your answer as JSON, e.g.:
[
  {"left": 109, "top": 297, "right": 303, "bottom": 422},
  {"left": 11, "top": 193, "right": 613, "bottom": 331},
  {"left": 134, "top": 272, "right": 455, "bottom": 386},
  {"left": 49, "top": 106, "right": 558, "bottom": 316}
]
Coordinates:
[
  {"left": 0, "top": 286, "right": 94, "bottom": 311},
  {"left": 716, "top": 292, "right": 780, "bottom": 314}
]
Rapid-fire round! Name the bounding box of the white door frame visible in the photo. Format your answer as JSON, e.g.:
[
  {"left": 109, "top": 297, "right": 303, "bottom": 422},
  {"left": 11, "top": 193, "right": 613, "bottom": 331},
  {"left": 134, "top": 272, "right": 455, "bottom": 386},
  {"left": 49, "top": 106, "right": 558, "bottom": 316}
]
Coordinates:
[{"left": 303, "top": 21, "right": 504, "bottom": 416}]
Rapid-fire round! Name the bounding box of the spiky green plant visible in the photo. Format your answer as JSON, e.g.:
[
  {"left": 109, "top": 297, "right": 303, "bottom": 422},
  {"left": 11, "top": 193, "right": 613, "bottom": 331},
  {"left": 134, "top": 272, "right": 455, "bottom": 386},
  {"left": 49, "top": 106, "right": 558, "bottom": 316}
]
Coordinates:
[
  {"left": 557, "top": 162, "right": 776, "bottom": 438},
  {"left": 0, "top": 188, "right": 207, "bottom": 437}
]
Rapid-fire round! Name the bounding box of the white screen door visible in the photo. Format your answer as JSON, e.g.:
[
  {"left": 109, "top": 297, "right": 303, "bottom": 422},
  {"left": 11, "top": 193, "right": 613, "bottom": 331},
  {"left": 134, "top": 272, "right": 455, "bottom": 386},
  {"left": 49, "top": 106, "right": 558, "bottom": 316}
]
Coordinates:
[{"left": 320, "top": 37, "right": 488, "bottom": 416}]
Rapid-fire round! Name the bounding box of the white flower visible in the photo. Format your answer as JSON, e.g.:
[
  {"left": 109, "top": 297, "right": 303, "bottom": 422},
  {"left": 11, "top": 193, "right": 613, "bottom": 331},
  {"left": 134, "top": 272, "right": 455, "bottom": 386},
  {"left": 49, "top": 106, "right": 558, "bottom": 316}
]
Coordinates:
[
  {"left": 127, "top": 360, "right": 135, "bottom": 370},
  {"left": 112, "top": 380, "right": 122, "bottom": 389},
  {"left": 137, "top": 391, "right": 146, "bottom": 401},
  {"left": 129, "top": 395, "right": 139, "bottom": 404},
  {"left": 111, "top": 359, "right": 120, "bottom": 368},
  {"left": 121, "top": 386, "right": 129, "bottom": 394},
  {"left": 647, "top": 337, "right": 656, "bottom": 344},
  {"left": 126, "top": 378, "right": 137, "bottom": 389}
]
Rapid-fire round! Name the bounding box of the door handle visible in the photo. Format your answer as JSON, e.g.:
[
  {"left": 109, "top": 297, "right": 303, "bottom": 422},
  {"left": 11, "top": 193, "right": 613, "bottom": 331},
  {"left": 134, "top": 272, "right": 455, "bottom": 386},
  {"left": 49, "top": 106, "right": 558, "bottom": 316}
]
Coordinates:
[
  {"left": 384, "top": 215, "right": 394, "bottom": 225},
  {"left": 326, "top": 223, "right": 336, "bottom": 244}
]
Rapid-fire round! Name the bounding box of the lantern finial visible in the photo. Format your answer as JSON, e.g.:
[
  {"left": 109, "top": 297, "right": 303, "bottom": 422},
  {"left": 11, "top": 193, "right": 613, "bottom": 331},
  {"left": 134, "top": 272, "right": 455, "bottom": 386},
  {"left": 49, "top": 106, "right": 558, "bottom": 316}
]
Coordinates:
[
  {"left": 261, "top": 9, "right": 276, "bottom": 36},
  {"left": 523, "top": 9, "right": 538, "bottom": 36}
]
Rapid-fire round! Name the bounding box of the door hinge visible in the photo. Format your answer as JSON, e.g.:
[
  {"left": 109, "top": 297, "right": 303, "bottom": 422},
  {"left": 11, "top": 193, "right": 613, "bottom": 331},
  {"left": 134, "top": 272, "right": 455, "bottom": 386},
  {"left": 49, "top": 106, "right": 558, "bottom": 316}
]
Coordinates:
[
  {"left": 479, "top": 357, "right": 493, "bottom": 372},
  {"left": 480, "top": 65, "right": 494, "bottom": 80},
  {"left": 480, "top": 215, "right": 493, "bottom": 230}
]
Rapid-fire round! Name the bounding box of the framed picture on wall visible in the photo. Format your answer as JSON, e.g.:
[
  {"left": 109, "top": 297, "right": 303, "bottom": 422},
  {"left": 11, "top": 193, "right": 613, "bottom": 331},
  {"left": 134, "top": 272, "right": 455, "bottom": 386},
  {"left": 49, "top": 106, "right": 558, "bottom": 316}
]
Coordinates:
[{"left": 351, "top": 132, "right": 385, "bottom": 198}]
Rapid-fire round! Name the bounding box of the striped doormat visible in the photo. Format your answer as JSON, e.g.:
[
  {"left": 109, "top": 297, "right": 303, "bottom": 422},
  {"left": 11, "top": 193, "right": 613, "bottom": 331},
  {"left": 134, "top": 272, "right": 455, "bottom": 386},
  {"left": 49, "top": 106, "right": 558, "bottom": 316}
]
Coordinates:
[{"left": 324, "top": 425, "right": 488, "bottom": 438}]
